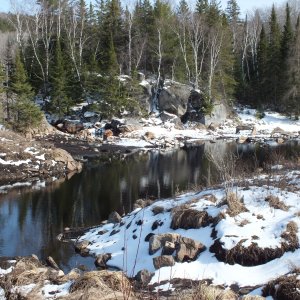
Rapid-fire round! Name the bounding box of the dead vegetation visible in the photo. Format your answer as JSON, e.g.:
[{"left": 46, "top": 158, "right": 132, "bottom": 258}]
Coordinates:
[
  {"left": 263, "top": 271, "right": 300, "bottom": 300},
  {"left": 265, "top": 195, "right": 289, "bottom": 211},
  {"left": 281, "top": 221, "right": 299, "bottom": 249},
  {"left": 210, "top": 235, "right": 299, "bottom": 267},
  {"left": 170, "top": 206, "right": 212, "bottom": 229},
  {"left": 69, "top": 270, "right": 134, "bottom": 299},
  {"left": 190, "top": 283, "right": 238, "bottom": 300},
  {"left": 218, "top": 192, "right": 248, "bottom": 217}
]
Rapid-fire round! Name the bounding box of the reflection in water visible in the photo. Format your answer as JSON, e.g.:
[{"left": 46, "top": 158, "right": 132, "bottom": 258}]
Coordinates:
[{"left": 0, "top": 140, "right": 299, "bottom": 272}]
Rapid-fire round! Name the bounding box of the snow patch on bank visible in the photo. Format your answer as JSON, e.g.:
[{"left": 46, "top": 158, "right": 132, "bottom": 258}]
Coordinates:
[{"left": 78, "top": 169, "right": 300, "bottom": 288}]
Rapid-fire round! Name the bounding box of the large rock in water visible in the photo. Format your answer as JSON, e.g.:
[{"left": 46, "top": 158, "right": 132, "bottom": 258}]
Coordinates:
[{"left": 158, "top": 81, "right": 191, "bottom": 117}]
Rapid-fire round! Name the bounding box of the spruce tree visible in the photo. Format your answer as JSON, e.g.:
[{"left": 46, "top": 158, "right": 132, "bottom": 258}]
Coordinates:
[
  {"left": 50, "top": 39, "right": 72, "bottom": 117},
  {"left": 225, "top": 0, "right": 240, "bottom": 52},
  {"left": 267, "top": 5, "right": 281, "bottom": 108},
  {"left": 257, "top": 25, "right": 268, "bottom": 107},
  {"left": 196, "top": 0, "right": 208, "bottom": 15},
  {"left": 280, "top": 3, "right": 294, "bottom": 110},
  {"left": 286, "top": 15, "right": 300, "bottom": 118},
  {"left": 10, "top": 50, "right": 42, "bottom": 131},
  {"left": 177, "top": 0, "right": 189, "bottom": 15}
]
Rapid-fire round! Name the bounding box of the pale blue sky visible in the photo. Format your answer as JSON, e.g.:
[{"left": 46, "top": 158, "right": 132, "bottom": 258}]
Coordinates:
[{"left": 0, "top": 0, "right": 288, "bottom": 15}]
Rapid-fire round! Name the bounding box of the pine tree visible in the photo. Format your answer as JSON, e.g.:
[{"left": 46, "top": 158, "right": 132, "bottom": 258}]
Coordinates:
[
  {"left": 196, "top": 0, "right": 208, "bottom": 15},
  {"left": 257, "top": 25, "right": 268, "bottom": 107},
  {"left": 267, "top": 5, "right": 281, "bottom": 108},
  {"left": 225, "top": 0, "right": 240, "bottom": 52},
  {"left": 10, "top": 50, "right": 42, "bottom": 131},
  {"left": 280, "top": 3, "right": 294, "bottom": 110},
  {"left": 49, "top": 39, "right": 72, "bottom": 117},
  {"left": 286, "top": 15, "right": 300, "bottom": 118},
  {"left": 177, "top": 0, "right": 189, "bottom": 16}
]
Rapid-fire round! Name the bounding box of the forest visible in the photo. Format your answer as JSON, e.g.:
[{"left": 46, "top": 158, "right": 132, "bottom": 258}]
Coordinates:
[{"left": 0, "top": 0, "right": 300, "bottom": 131}]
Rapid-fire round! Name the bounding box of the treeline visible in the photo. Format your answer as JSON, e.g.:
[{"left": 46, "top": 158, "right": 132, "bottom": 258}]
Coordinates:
[
  {"left": 239, "top": 3, "right": 300, "bottom": 117},
  {"left": 1, "top": 0, "right": 300, "bottom": 131}
]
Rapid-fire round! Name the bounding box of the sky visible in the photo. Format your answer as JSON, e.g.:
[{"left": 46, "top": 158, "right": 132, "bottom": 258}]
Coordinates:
[{"left": 0, "top": 0, "right": 288, "bottom": 15}]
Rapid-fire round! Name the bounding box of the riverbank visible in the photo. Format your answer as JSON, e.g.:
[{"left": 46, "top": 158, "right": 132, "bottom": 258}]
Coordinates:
[
  {"left": 0, "top": 161, "right": 299, "bottom": 299},
  {"left": 0, "top": 106, "right": 299, "bottom": 190},
  {"left": 0, "top": 128, "right": 82, "bottom": 193}
]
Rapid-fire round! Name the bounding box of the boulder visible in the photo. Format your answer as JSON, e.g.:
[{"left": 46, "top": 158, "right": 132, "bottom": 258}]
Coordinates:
[
  {"left": 271, "top": 127, "right": 287, "bottom": 136},
  {"left": 236, "top": 125, "right": 253, "bottom": 134},
  {"left": 153, "top": 255, "right": 175, "bottom": 269},
  {"left": 158, "top": 82, "right": 191, "bottom": 117},
  {"left": 149, "top": 233, "right": 181, "bottom": 255},
  {"left": 108, "top": 211, "right": 122, "bottom": 224},
  {"left": 144, "top": 131, "right": 155, "bottom": 140},
  {"left": 149, "top": 235, "right": 162, "bottom": 255},
  {"left": 208, "top": 123, "right": 218, "bottom": 131},
  {"left": 95, "top": 253, "right": 112, "bottom": 269},
  {"left": 175, "top": 237, "right": 206, "bottom": 262},
  {"left": 75, "top": 240, "right": 90, "bottom": 253},
  {"left": 104, "top": 129, "right": 113, "bottom": 140},
  {"left": 135, "top": 269, "right": 154, "bottom": 285},
  {"left": 64, "top": 120, "right": 84, "bottom": 134},
  {"left": 162, "top": 241, "right": 176, "bottom": 255},
  {"left": 118, "top": 124, "right": 142, "bottom": 134}
]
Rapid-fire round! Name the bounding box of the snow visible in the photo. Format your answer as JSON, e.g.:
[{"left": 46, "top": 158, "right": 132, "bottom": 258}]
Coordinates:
[
  {"left": 102, "top": 106, "right": 300, "bottom": 150},
  {"left": 42, "top": 281, "right": 73, "bottom": 299},
  {"left": 78, "top": 169, "right": 300, "bottom": 288},
  {"left": 0, "top": 288, "right": 5, "bottom": 300},
  {"left": 236, "top": 107, "right": 300, "bottom": 134},
  {"left": 11, "top": 283, "right": 35, "bottom": 296},
  {"left": 0, "top": 158, "right": 31, "bottom": 166}
]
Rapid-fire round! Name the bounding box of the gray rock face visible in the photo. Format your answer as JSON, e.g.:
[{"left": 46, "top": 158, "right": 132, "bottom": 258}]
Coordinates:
[
  {"left": 135, "top": 269, "right": 154, "bottom": 285},
  {"left": 153, "top": 255, "right": 175, "bottom": 269},
  {"left": 108, "top": 211, "right": 122, "bottom": 224},
  {"left": 158, "top": 82, "right": 191, "bottom": 117}
]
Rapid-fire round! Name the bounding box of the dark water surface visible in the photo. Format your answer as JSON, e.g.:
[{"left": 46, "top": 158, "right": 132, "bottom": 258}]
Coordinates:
[{"left": 0, "top": 140, "right": 299, "bottom": 272}]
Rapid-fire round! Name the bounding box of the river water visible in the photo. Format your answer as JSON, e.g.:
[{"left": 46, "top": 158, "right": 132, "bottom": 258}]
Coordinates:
[{"left": 0, "top": 140, "right": 299, "bottom": 272}]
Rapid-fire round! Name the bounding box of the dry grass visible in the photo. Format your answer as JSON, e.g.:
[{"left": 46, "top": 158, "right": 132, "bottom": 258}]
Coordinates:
[
  {"left": 171, "top": 207, "right": 212, "bottom": 230},
  {"left": 190, "top": 283, "right": 237, "bottom": 300},
  {"left": 220, "top": 192, "right": 248, "bottom": 217},
  {"left": 70, "top": 270, "right": 133, "bottom": 299},
  {"left": 265, "top": 195, "right": 289, "bottom": 211},
  {"left": 263, "top": 272, "right": 300, "bottom": 300},
  {"left": 151, "top": 206, "right": 164, "bottom": 215}
]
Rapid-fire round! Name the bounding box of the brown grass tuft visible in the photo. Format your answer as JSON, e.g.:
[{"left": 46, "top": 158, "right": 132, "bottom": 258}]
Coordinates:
[
  {"left": 263, "top": 272, "right": 300, "bottom": 300},
  {"left": 191, "top": 283, "right": 237, "bottom": 300},
  {"left": 265, "top": 195, "right": 289, "bottom": 211},
  {"left": 69, "top": 270, "right": 133, "bottom": 299},
  {"left": 151, "top": 206, "right": 164, "bottom": 215},
  {"left": 171, "top": 207, "right": 212, "bottom": 230},
  {"left": 220, "top": 192, "right": 248, "bottom": 217}
]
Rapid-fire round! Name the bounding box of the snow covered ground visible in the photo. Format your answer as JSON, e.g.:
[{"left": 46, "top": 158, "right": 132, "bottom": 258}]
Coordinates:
[
  {"left": 75, "top": 168, "right": 300, "bottom": 296},
  {"left": 105, "top": 107, "right": 300, "bottom": 149}
]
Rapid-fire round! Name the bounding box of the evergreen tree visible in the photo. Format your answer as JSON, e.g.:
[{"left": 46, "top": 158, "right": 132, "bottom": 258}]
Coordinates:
[
  {"left": 280, "top": 3, "right": 294, "bottom": 109},
  {"left": 196, "top": 0, "right": 208, "bottom": 15},
  {"left": 286, "top": 15, "right": 300, "bottom": 118},
  {"left": 257, "top": 25, "right": 268, "bottom": 106},
  {"left": 267, "top": 5, "right": 281, "bottom": 107},
  {"left": 177, "top": 0, "right": 189, "bottom": 15},
  {"left": 49, "top": 40, "right": 72, "bottom": 117},
  {"left": 10, "top": 50, "right": 42, "bottom": 131},
  {"left": 225, "top": 0, "right": 240, "bottom": 52}
]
